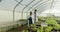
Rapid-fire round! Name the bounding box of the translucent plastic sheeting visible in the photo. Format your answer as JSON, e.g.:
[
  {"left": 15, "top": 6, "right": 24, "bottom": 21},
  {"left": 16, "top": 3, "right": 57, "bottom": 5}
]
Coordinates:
[
  {"left": 0, "top": 0, "right": 53, "bottom": 20},
  {"left": 0, "top": 0, "right": 52, "bottom": 12},
  {"left": 40, "top": 0, "right": 60, "bottom": 17}
]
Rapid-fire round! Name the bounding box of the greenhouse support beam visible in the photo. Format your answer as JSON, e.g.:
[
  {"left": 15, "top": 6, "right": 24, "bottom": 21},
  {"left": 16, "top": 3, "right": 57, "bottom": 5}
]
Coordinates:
[
  {"left": 26, "top": 0, "right": 43, "bottom": 17},
  {"left": 36, "top": 1, "right": 51, "bottom": 13},
  {"left": 37, "top": 0, "right": 54, "bottom": 14},
  {"left": 29, "top": 0, "right": 51, "bottom": 14},
  {"left": 15, "top": 0, "right": 27, "bottom": 6},
  {"left": 27, "top": 0, "right": 43, "bottom": 11},
  {"left": 21, "top": 0, "right": 35, "bottom": 19},
  {"left": 13, "top": 0, "right": 23, "bottom": 22},
  {"left": 26, "top": 0, "right": 50, "bottom": 17}
]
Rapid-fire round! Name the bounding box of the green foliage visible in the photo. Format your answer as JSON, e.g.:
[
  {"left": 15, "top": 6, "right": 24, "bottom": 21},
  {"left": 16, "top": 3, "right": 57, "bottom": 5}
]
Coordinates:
[
  {"left": 45, "top": 26, "right": 53, "bottom": 32},
  {"left": 30, "top": 16, "right": 60, "bottom": 32},
  {"left": 54, "top": 24, "right": 60, "bottom": 29}
]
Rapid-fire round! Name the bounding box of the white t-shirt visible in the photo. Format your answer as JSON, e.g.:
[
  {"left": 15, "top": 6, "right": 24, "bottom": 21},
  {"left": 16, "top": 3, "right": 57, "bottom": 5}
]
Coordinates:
[{"left": 34, "top": 12, "right": 38, "bottom": 22}]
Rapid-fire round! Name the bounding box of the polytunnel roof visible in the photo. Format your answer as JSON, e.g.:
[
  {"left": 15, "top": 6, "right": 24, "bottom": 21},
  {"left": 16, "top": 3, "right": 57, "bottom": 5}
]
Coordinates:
[{"left": 0, "top": 0, "right": 53, "bottom": 13}]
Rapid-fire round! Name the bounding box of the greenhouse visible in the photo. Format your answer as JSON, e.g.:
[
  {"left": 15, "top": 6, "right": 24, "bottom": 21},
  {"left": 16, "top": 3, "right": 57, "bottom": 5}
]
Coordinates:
[{"left": 0, "top": 0, "right": 60, "bottom": 32}]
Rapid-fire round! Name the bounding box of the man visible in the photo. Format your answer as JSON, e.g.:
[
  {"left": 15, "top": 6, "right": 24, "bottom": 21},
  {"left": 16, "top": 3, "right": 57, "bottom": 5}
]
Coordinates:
[
  {"left": 34, "top": 9, "right": 37, "bottom": 22},
  {"left": 34, "top": 9, "right": 38, "bottom": 22}
]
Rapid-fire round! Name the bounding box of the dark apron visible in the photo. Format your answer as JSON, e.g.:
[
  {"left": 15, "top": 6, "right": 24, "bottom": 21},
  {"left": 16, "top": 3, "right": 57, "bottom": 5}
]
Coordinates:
[{"left": 28, "top": 17, "right": 32, "bottom": 25}]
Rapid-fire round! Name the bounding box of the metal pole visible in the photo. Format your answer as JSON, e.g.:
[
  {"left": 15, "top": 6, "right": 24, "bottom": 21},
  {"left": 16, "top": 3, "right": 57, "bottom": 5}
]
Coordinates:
[
  {"left": 13, "top": 0, "right": 23, "bottom": 28},
  {"left": 13, "top": 0, "right": 23, "bottom": 22}
]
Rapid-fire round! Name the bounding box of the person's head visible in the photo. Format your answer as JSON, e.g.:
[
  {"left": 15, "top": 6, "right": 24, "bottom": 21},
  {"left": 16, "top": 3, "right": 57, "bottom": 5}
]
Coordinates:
[
  {"left": 34, "top": 9, "right": 37, "bottom": 13},
  {"left": 35, "top": 9, "right": 37, "bottom": 12},
  {"left": 30, "top": 11, "right": 32, "bottom": 16}
]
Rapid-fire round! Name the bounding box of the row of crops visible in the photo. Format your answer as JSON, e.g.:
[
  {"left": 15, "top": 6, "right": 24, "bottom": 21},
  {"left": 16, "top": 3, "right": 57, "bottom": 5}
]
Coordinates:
[
  {"left": 24, "top": 16, "right": 60, "bottom": 32},
  {"left": 7, "top": 16, "right": 60, "bottom": 32}
]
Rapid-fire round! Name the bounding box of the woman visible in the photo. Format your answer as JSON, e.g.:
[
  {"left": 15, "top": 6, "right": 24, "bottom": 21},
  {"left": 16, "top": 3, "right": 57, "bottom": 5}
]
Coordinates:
[{"left": 28, "top": 11, "right": 33, "bottom": 26}]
